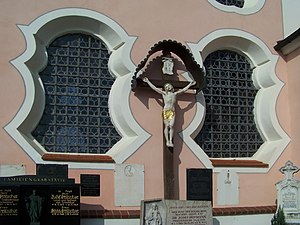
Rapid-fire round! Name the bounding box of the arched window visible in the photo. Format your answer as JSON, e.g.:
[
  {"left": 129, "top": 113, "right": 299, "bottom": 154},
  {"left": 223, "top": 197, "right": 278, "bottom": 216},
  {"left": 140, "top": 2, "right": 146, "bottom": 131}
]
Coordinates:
[
  {"left": 7, "top": 9, "right": 146, "bottom": 166},
  {"left": 194, "top": 50, "right": 263, "bottom": 158},
  {"left": 215, "top": 0, "right": 244, "bottom": 8},
  {"left": 32, "top": 34, "right": 121, "bottom": 154}
]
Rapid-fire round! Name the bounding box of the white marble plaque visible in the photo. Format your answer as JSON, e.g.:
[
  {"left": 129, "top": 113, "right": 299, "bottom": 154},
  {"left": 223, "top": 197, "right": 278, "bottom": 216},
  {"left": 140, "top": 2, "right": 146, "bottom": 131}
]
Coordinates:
[
  {"left": 282, "top": 186, "right": 298, "bottom": 209},
  {"left": 217, "top": 170, "right": 239, "bottom": 205},
  {"left": 141, "top": 199, "right": 212, "bottom": 225},
  {"left": 0, "top": 165, "right": 25, "bottom": 176},
  {"left": 114, "top": 164, "right": 144, "bottom": 206}
]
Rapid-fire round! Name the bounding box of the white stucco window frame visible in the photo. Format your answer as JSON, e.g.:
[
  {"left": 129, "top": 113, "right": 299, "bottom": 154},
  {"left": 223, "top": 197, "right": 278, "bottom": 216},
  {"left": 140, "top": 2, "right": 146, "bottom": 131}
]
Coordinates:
[
  {"left": 207, "top": 0, "right": 265, "bottom": 15},
  {"left": 184, "top": 29, "right": 290, "bottom": 173},
  {"left": 6, "top": 8, "right": 150, "bottom": 169}
]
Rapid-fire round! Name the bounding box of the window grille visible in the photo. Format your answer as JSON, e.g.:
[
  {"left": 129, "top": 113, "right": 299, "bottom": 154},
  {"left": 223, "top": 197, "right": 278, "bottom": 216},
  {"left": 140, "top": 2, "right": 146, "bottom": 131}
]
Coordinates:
[
  {"left": 215, "top": 0, "right": 244, "bottom": 8},
  {"left": 195, "top": 50, "right": 263, "bottom": 158},
  {"left": 32, "top": 34, "right": 121, "bottom": 154}
]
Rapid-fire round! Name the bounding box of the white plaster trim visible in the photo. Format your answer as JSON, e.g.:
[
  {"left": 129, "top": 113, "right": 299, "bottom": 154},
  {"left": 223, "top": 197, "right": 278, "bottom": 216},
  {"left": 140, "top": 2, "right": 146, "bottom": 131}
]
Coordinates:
[
  {"left": 81, "top": 214, "right": 273, "bottom": 225},
  {"left": 179, "top": 93, "right": 213, "bottom": 169},
  {"left": 214, "top": 214, "right": 273, "bottom": 225},
  {"left": 6, "top": 8, "right": 149, "bottom": 169},
  {"left": 185, "top": 29, "right": 290, "bottom": 172},
  {"left": 207, "top": 0, "right": 265, "bottom": 15}
]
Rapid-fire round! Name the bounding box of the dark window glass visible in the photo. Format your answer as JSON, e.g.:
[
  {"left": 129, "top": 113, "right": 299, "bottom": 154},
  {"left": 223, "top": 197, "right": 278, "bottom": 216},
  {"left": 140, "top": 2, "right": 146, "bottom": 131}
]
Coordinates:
[
  {"left": 32, "top": 34, "right": 121, "bottom": 154},
  {"left": 215, "top": 0, "right": 244, "bottom": 8},
  {"left": 194, "top": 50, "right": 263, "bottom": 158}
]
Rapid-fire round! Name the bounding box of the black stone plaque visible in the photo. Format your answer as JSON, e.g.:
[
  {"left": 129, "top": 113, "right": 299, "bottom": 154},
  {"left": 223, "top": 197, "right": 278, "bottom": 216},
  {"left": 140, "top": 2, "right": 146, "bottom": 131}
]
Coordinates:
[
  {"left": 47, "top": 185, "right": 80, "bottom": 225},
  {"left": 0, "top": 186, "right": 20, "bottom": 225},
  {"left": 36, "top": 164, "right": 68, "bottom": 178},
  {"left": 18, "top": 185, "right": 80, "bottom": 225},
  {"left": 20, "top": 185, "right": 50, "bottom": 225},
  {"left": 80, "top": 174, "right": 100, "bottom": 196},
  {"left": 187, "top": 168, "right": 212, "bottom": 202},
  {"left": 0, "top": 164, "right": 80, "bottom": 225}
]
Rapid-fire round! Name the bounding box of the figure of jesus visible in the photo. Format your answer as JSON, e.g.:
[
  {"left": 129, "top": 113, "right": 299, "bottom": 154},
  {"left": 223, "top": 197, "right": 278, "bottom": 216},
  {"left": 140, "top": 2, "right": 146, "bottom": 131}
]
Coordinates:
[{"left": 143, "top": 77, "right": 196, "bottom": 147}]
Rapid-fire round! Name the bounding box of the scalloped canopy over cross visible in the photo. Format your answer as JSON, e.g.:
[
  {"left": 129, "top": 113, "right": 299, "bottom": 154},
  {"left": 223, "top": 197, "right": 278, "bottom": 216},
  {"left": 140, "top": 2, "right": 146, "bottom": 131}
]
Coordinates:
[{"left": 131, "top": 40, "right": 206, "bottom": 93}]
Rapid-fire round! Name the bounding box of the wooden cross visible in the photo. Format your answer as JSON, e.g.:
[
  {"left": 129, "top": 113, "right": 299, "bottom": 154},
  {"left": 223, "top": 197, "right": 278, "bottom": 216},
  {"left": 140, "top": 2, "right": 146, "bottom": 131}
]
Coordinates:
[{"left": 132, "top": 40, "right": 206, "bottom": 199}]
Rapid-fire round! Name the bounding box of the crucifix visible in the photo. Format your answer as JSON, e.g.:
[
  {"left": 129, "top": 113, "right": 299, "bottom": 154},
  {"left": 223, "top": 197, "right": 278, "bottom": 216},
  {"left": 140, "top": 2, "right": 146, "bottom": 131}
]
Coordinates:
[
  {"left": 132, "top": 40, "right": 205, "bottom": 199},
  {"left": 143, "top": 77, "right": 196, "bottom": 147},
  {"left": 144, "top": 77, "right": 195, "bottom": 199}
]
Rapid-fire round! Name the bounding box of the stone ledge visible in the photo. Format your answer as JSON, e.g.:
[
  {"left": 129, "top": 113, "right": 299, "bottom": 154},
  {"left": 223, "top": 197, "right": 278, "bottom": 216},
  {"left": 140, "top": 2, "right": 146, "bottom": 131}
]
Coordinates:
[
  {"left": 211, "top": 159, "right": 269, "bottom": 168},
  {"left": 80, "top": 205, "right": 276, "bottom": 219},
  {"left": 42, "top": 153, "right": 115, "bottom": 163}
]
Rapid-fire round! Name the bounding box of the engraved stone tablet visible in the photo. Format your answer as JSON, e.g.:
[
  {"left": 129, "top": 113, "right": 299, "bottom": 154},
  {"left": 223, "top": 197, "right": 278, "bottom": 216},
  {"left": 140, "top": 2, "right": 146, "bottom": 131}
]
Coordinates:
[
  {"left": 217, "top": 170, "right": 239, "bottom": 205},
  {"left": 187, "top": 168, "right": 212, "bottom": 202},
  {"left": 80, "top": 174, "right": 100, "bottom": 196},
  {"left": 141, "top": 199, "right": 212, "bottom": 225},
  {"left": 47, "top": 185, "right": 80, "bottom": 225},
  {"left": 115, "top": 164, "right": 144, "bottom": 206},
  {"left": 276, "top": 161, "right": 300, "bottom": 224},
  {"left": 0, "top": 186, "right": 20, "bottom": 225}
]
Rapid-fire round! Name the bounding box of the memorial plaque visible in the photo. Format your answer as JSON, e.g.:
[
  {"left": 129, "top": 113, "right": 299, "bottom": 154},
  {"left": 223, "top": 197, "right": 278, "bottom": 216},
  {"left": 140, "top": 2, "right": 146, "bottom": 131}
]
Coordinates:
[
  {"left": 80, "top": 174, "right": 100, "bottom": 196},
  {"left": 0, "top": 164, "right": 80, "bottom": 225},
  {"left": 36, "top": 164, "right": 68, "bottom": 178},
  {"left": 0, "top": 186, "right": 20, "bottom": 225},
  {"left": 47, "top": 185, "right": 80, "bottom": 225},
  {"left": 187, "top": 168, "right": 212, "bottom": 202},
  {"left": 141, "top": 199, "right": 212, "bottom": 225},
  {"left": 115, "top": 164, "right": 144, "bottom": 206},
  {"left": 17, "top": 185, "right": 80, "bottom": 225},
  {"left": 282, "top": 186, "right": 297, "bottom": 209}
]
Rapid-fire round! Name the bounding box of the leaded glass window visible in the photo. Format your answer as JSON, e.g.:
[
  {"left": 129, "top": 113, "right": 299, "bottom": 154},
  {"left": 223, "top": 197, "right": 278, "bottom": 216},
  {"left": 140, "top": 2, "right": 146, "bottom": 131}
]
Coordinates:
[
  {"left": 32, "top": 33, "right": 121, "bottom": 154},
  {"left": 195, "top": 50, "right": 263, "bottom": 158},
  {"left": 215, "top": 0, "right": 244, "bottom": 8}
]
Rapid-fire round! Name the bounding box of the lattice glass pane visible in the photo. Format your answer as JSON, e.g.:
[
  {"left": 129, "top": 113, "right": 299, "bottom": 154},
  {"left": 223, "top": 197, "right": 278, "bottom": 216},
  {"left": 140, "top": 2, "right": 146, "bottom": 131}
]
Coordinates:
[
  {"left": 194, "top": 50, "right": 263, "bottom": 158},
  {"left": 215, "top": 0, "right": 244, "bottom": 8},
  {"left": 32, "top": 34, "right": 121, "bottom": 154}
]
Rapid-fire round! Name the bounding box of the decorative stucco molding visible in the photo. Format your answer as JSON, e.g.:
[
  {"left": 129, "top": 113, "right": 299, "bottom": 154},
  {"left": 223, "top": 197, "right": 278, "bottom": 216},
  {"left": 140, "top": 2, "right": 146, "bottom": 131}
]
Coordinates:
[
  {"left": 6, "top": 8, "right": 149, "bottom": 169},
  {"left": 184, "top": 29, "right": 290, "bottom": 172}
]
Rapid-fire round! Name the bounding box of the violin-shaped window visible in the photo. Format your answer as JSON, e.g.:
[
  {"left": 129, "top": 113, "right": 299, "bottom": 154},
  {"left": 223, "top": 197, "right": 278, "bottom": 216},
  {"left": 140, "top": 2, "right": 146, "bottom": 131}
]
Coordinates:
[{"left": 32, "top": 33, "right": 121, "bottom": 154}]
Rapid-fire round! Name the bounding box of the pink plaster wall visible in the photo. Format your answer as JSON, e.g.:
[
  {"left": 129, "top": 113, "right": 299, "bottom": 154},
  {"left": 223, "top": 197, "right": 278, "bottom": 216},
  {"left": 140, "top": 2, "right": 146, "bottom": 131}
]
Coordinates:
[
  {"left": 0, "top": 0, "right": 297, "bottom": 210},
  {"left": 286, "top": 47, "right": 300, "bottom": 172}
]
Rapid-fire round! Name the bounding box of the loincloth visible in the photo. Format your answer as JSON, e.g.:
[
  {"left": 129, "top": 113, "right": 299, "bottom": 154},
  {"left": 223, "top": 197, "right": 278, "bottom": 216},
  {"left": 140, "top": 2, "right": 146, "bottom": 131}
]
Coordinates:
[{"left": 162, "top": 109, "right": 175, "bottom": 120}]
